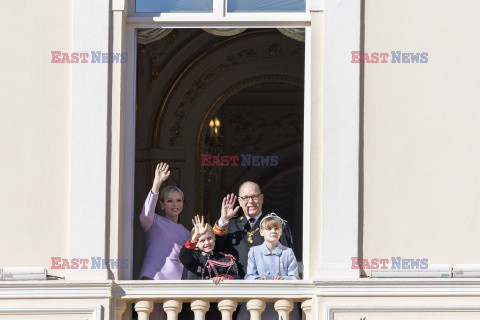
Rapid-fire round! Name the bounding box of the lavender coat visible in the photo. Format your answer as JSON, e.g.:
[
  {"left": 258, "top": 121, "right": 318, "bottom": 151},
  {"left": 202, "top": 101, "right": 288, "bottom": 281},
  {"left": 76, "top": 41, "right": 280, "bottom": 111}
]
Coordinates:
[{"left": 139, "top": 191, "right": 191, "bottom": 280}]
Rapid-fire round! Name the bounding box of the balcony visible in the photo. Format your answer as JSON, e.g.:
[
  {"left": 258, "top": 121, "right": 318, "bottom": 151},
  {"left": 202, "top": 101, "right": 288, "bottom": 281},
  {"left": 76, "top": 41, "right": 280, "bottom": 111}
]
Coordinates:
[
  {"left": 3, "top": 279, "right": 480, "bottom": 319},
  {"left": 115, "top": 280, "right": 314, "bottom": 320}
]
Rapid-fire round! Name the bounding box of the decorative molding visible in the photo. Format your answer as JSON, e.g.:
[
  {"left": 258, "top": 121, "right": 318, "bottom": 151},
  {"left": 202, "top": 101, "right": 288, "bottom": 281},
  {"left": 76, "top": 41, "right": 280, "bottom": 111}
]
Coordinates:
[
  {"left": 165, "top": 46, "right": 258, "bottom": 146},
  {"left": 268, "top": 43, "right": 281, "bottom": 56},
  {"left": 194, "top": 74, "right": 303, "bottom": 217},
  {"left": 4, "top": 280, "right": 480, "bottom": 301},
  {"left": 150, "top": 29, "right": 284, "bottom": 148},
  {"left": 314, "top": 278, "right": 480, "bottom": 296},
  {"left": 325, "top": 303, "right": 480, "bottom": 320},
  {"left": 0, "top": 306, "right": 102, "bottom": 319},
  {"left": 0, "top": 281, "right": 113, "bottom": 299},
  {"left": 113, "top": 280, "right": 314, "bottom": 299}
]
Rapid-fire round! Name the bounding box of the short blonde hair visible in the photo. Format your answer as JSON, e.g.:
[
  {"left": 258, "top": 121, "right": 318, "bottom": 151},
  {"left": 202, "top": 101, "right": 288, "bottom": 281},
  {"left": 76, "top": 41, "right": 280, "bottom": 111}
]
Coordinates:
[
  {"left": 159, "top": 186, "right": 184, "bottom": 202},
  {"left": 191, "top": 223, "right": 214, "bottom": 237},
  {"left": 260, "top": 216, "right": 282, "bottom": 230}
]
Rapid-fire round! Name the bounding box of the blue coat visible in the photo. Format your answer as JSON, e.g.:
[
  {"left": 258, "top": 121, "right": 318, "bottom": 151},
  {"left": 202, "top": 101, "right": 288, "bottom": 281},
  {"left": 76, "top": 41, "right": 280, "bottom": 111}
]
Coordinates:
[{"left": 245, "top": 242, "right": 299, "bottom": 280}]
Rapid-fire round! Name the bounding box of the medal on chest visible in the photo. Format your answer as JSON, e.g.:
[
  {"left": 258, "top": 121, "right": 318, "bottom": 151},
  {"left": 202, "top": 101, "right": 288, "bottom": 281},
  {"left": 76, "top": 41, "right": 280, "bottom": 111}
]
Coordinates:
[{"left": 246, "top": 228, "right": 259, "bottom": 243}]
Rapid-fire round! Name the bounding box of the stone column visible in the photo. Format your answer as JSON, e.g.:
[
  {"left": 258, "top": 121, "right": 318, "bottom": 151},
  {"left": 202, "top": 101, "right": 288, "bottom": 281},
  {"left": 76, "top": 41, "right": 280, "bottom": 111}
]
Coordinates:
[
  {"left": 163, "top": 299, "right": 182, "bottom": 320},
  {"left": 134, "top": 300, "right": 154, "bottom": 320},
  {"left": 301, "top": 299, "right": 313, "bottom": 320},
  {"left": 191, "top": 300, "right": 210, "bottom": 320},
  {"left": 274, "top": 300, "right": 293, "bottom": 320},
  {"left": 218, "top": 299, "right": 236, "bottom": 320},
  {"left": 246, "top": 299, "right": 266, "bottom": 320},
  {"left": 115, "top": 300, "right": 126, "bottom": 320}
]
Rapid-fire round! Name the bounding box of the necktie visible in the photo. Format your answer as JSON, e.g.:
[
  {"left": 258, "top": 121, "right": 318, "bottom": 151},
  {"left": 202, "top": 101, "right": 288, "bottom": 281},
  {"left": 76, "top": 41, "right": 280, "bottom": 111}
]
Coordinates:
[{"left": 248, "top": 218, "right": 255, "bottom": 227}]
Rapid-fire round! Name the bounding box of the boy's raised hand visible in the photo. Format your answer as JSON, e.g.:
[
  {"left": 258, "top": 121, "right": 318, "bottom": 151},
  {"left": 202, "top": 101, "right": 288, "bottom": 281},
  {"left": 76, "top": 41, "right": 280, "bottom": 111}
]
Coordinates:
[
  {"left": 152, "top": 162, "right": 170, "bottom": 194},
  {"left": 221, "top": 193, "right": 240, "bottom": 223},
  {"left": 191, "top": 215, "right": 207, "bottom": 241}
]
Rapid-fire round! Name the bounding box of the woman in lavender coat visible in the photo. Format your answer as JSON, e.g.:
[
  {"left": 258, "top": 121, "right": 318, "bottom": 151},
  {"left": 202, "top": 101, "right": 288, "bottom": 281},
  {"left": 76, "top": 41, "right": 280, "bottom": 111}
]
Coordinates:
[{"left": 139, "top": 162, "right": 191, "bottom": 320}]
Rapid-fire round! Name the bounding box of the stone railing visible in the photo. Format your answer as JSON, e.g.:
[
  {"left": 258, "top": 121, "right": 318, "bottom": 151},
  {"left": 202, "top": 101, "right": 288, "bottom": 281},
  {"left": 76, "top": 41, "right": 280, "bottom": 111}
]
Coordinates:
[{"left": 114, "top": 280, "right": 315, "bottom": 320}]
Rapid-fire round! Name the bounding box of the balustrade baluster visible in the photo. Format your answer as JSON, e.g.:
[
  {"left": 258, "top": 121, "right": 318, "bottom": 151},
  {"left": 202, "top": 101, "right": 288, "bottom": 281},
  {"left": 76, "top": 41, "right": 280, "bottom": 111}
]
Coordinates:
[
  {"left": 274, "top": 299, "right": 293, "bottom": 320},
  {"left": 218, "top": 299, "right": 236, "bottom": 320},
  {"left": 163, "top": 299, "right": 182, "bottom": 320},
  {"left": 134, "top": 300, "right": 153, "bottom": 320},
  {"left": 247, "top": 299, "right": 266, "bottom": 320},
  {"left": 301, "top": 299, "right": 313, "bottom": 320},
  {"left": 115, "top": 300, "right": 126, "bottom": 320},
  {"left": 191, "top": 299, "right": 210, "bottom": 320}
]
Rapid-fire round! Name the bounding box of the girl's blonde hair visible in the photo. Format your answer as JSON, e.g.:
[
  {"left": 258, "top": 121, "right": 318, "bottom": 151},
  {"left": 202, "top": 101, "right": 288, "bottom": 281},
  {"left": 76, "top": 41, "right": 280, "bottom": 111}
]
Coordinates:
[{"left": 260, "top": 216, "right": 283, "bottom": 230}]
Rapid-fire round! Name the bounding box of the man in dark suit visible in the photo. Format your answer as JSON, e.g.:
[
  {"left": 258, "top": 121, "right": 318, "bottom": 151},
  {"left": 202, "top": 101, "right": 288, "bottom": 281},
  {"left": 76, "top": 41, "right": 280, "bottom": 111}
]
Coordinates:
[{"left": 213, "top": 181, "right": 294, "bottom": 278}]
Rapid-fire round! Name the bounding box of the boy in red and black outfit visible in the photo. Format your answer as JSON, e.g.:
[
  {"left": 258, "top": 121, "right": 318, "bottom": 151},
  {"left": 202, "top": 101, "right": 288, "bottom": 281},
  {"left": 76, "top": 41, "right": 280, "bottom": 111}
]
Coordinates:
[{"left": 180, "top": 215, "right": 240, "bottom": 284}]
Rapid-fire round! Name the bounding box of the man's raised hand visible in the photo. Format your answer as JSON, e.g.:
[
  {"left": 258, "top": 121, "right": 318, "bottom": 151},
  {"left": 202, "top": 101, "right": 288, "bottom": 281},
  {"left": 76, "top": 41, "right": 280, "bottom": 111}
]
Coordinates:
[{"left": 221, "top": 193, "right": 240, "bottom": 223}]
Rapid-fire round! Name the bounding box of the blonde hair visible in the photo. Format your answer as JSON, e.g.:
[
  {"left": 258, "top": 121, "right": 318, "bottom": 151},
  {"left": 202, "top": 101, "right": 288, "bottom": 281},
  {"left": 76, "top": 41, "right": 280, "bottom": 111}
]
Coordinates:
[
  {"left": 191, "top": 223, "right": 214, "bottom": 237},
  {"left": 159, "top": 186, "right": 184, "bottom": 202},
  {"left": 260, "top": 216, "right": 282, "bottom": 230}
]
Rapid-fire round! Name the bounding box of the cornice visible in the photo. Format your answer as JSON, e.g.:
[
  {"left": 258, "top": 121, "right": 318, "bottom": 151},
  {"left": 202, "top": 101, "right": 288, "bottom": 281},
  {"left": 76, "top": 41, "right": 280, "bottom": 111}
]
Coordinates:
[
  {"left": 2, "top": 279, "right": 480, "bottom": 300},
  {"left": 314, "top": 278, "right": 480, "bottom": 296},
  {"left": 113, "top": 280, "right": 314, "bottom": 300},
  {"left": 0, "top": 281, "right": 113, "bottom": 299}
]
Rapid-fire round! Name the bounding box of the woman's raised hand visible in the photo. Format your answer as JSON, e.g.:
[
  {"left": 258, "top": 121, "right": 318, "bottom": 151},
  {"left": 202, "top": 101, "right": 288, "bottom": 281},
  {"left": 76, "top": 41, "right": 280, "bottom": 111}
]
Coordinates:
[
  {"left": 152, "top": 162, "right": 170, "bottom": 194},
  {"left": 155, "top": 162, "right": 171, "bottom": 183},
  {"left": 191, "top": 215, "right": 207, "bottom": 241},
  {"left": 220, "top": 193, "right": 240, "bottom": 223}
]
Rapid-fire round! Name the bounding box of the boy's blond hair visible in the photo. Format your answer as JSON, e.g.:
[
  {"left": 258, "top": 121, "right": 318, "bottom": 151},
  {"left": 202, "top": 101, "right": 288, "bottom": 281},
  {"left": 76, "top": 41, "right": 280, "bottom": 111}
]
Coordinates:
[
  {"left": 260, "top": 216, "right": 283, "bottom": 230},
  {"left": 191, "top": 223, "right": 214, "bottom": 237}
]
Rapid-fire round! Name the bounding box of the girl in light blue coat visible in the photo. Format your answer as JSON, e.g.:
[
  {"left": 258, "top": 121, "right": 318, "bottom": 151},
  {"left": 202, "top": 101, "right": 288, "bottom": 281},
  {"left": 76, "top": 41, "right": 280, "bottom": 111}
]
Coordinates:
[
  {"left": 245, "top": 215, "right": 299, "bottom": 280},
  {"left": 240, "top": 214, "right": 300, "bottom": 320}
]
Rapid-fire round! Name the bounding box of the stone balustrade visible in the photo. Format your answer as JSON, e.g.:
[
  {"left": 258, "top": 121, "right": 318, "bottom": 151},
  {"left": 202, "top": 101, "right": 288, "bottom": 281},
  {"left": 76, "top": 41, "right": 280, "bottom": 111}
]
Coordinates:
[{"left": 114, "top": 280, "right": 314, "bottom": 320}]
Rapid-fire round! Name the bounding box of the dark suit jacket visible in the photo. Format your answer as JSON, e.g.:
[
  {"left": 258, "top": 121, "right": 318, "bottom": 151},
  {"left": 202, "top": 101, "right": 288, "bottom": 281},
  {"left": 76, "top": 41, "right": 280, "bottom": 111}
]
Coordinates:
[{"left": 214, "top": 212, "right": 294, "bottom": 278}]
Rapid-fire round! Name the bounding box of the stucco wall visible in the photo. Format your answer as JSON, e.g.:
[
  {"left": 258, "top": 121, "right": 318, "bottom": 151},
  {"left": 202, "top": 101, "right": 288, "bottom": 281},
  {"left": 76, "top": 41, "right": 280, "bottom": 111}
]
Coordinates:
[
  {"left": 363, "top": 0, "right": 480, "bottom": 266},
  {"left": 0, "top": 1, "right": 72, "bottom": 277}
]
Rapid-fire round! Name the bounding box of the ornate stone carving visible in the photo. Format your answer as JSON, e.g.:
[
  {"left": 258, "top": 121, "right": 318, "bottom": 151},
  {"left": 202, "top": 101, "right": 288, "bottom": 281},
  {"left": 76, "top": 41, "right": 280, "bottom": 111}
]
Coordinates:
[
  {"left": 269, "top": 43, "right": 281, "bottom": 56},
  {"left": 165, "top": 48, "right": 258, "bottom": 146}
]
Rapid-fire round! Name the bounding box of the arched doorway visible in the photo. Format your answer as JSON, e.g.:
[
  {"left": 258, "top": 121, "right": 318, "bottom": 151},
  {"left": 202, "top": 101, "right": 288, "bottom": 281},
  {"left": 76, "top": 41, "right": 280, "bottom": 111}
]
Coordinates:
[{"left": 133, "top": 28, "right": 305, "bottom": 279}]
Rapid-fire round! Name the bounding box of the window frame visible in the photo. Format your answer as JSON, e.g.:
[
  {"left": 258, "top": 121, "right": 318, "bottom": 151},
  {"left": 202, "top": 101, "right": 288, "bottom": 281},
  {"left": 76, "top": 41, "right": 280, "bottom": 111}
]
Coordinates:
[
  {"left": 128, "top": 0, "right": 311, "bottom": 22},
  {"left": 122, "top": 19, "right": 312, "bottom": 281}
]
